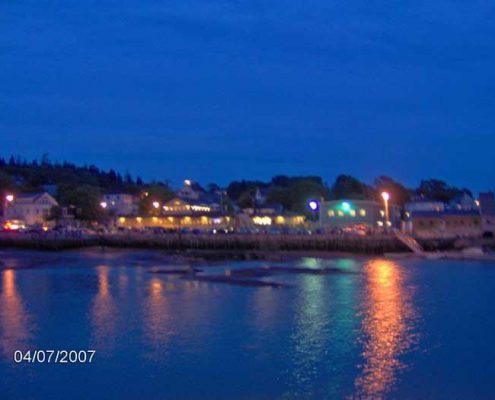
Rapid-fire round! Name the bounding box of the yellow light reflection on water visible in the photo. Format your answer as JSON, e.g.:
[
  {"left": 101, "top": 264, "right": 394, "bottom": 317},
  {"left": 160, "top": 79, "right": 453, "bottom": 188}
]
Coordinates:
[
  {"left": 354, "top": 259, "right": 417, "bottom": 398},
  {"left": 91, "top": 265, "right": 117, "bottom": 351},
  {"left": 142, "top": 277, "right": 173, "bottom": 356},
  {"left": 0, "top": 269, "right": 32, "bottom": 357}
]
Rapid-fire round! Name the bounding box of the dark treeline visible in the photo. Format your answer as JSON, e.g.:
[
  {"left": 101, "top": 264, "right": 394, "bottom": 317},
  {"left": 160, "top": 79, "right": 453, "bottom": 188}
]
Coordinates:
[
  {"left": 0, "top": 155, "right": 473, "bottom": 218},
  {"left": 0, "top": 154, "right": 144, "bottom": 193},
  {"left": 0, "top": 155, "right": 173, "bottom": 221}
]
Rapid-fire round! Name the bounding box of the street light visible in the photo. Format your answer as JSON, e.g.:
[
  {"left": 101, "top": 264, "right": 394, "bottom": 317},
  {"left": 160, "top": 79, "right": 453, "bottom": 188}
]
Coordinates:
[
  {"left": 100, "top": 201, "right": 108, "bottom": 209},
  {"left": 152, "top": 201, "right": 160, "bottom": 209},
  {"left": 381, "top": 192, "right": 390, "bottom": 227},
  {"left": 5, "top": 194, "right": 14, "bottom": 202},
  {"left": 308, "top": 200, "right": 320, "bottom": 227},
  {"left": 308, "top": 200, "right": 320, "bottom": 212}
]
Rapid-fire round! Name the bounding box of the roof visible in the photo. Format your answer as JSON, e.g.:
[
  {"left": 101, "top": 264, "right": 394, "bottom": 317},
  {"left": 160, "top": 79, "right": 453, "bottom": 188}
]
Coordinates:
[
  {"left": 479, "top": 192, "right": 495, "bottom": 215},
  {"left": 166, "top": 196, "right": 220, "bottom": 207},
  {"left": 406, "top": 198, "right": 444, "bottom": 204},
  {"left": 13, "top": 192, "right": 58, "bottom": 206},
  {"left": 411, "top": 210, "right": 480, "bottom": 218},
  {"left": 15, "top": 192, "right": 51, "bottom": 201}
]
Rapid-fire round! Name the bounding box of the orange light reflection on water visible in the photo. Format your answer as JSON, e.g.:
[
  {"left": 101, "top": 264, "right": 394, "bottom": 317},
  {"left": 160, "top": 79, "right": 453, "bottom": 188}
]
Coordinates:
[
  {"left": 354, "top": 259, "right": 417, "bottom": 398},
  {"left": 142, "top": 277, "right": 174, "bottom": 357},
  {"left": 0, "top": 269, "right": 32, "bottom": 357},
  {"left": 91, "top": 265, "right": 117, "bottom": 351}
]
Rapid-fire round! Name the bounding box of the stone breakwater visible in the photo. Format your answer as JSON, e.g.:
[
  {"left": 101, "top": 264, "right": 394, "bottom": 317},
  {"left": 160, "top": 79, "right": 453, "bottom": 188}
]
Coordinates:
[{"left": 0, "top": 232, "right": 458, "bottom": 255}]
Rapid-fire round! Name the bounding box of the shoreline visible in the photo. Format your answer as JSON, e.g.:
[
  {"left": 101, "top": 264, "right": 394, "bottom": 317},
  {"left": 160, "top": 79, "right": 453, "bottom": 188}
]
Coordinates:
[{"left": 0, "top": 232, "right": 481, "bottom": 261}]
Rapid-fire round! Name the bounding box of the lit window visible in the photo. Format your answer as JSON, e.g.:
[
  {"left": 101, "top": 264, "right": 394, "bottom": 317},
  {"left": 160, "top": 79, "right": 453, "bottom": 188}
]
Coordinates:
[
  {"left": 337, "top": 210, "right": 344, "bottom": 217},
  {"left": 328, "top": 210, "right": 335, "bottom": 217},
  {"left": 359, "top": 209, "right": 366, "bottom": 217},
  {"left": 253, "top": 216, "right": 272, "bottom": 225},
  {"left": 349, "top": 210, "right": 356, "bottom": 217}
]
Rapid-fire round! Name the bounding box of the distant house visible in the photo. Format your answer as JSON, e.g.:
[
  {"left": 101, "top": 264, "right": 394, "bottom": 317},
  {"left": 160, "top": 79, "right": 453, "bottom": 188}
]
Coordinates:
[
  {"left": 176, "top": 180, "right": 202, "bottom": 200},
  {"left": 117, "top": 196, "right": 229, "bottom": 230},
  {"left": 320, "top": 200, "right": 401, "bottom": 230},
  {"left": 479, "top": 192, "right": 495, "bottom": 237},
  {"left": 5, "top": 192, "right": 58, "bottom": 225},
  {"left": 162, "top": 197, "right": 220, "bottom": 215},
  {"left": 244, "top": 212, "right": 306, "bottom": 228},
  {"left": 408, "top": 209, "right": 481, "bottom": 239},
  {"left": 405, "top": 198, "right": 445, "bottom": 214},
  {"left": 102, "top": 193, "right": 138, "bottom": 216},
  {"left": 449, "top": 191, "right": 477, "bottom": 211},
  {"left": 242, "top": 203, "right": 284, "bottom": 215}
]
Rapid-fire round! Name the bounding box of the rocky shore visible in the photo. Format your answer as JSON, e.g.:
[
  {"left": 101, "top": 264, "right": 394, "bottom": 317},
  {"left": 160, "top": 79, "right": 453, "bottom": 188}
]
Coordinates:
[{"left": 0, "top": 232, "right": 460, "bottom": 257}]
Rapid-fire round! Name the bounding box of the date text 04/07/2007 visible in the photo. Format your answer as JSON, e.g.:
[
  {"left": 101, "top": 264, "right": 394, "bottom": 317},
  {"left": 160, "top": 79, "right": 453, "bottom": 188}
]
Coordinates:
[{"left": 13, "top": 350, "right": 96, "bottom": 364}]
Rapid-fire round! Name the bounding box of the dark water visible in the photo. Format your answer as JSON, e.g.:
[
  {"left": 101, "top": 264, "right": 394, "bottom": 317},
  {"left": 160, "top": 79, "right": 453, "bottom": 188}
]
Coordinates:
[{"left": 1, "top": 250, "right": 495, "bottom": 399}]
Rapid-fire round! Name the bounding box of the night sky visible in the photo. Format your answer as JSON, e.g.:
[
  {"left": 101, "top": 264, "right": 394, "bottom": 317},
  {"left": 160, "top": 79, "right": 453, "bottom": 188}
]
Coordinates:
[{"left": 1, "top": 1, "right": 494, "bottom": 191}]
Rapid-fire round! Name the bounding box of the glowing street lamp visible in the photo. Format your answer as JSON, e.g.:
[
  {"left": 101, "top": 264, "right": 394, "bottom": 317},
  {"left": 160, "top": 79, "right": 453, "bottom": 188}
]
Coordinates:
[
  {"left": 308, "top": 200, "right": 319, "bottom": 212},
  {"left": 100, "top": 201, "right": 108, "bottom": 209},
  {"left": 381, "top": 192, "right": 390, "bottom": 227},
  {"left": 5, "top": 194, "right": 14, "bottom": 203},
  {"left": 152, "top": 201, "right": 160, "bottom": 209},
  {"left": 308, "top": 199, "right": 320, "bottom": 227}
]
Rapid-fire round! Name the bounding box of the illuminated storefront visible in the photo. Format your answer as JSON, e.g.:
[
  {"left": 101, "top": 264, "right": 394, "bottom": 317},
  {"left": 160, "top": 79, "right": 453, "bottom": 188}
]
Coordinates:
[{"left": 319, "top": 200, "right": 400, "bottom": 231}]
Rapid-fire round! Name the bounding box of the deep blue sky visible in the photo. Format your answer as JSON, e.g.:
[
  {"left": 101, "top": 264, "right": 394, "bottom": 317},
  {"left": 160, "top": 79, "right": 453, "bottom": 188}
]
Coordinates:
[{"left": 1, "top": 1, "right": 494, "bottom": 191}]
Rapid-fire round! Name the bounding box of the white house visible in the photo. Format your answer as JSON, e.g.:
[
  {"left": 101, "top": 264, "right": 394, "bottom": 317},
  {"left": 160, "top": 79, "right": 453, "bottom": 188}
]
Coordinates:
[
  {"left": 176, "top": 180, "right": 202, "bottom": 200},
  {"left": 5, "top": 192, "right": 58, "bottom": 225}
]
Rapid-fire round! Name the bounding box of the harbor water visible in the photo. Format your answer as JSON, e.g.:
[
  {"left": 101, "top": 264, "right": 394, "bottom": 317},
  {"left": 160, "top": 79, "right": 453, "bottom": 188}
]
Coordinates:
[{"left": 1, "top": 249, "right": 495, "bottom": 399}]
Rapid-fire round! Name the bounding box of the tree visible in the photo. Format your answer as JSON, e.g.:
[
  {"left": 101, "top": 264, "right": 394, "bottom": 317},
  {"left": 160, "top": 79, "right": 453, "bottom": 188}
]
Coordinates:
[
  {"left": 374, "top": 176, "right": 411, "bottom": 206},
  {"left": 237, "top": 190, "right": 256, "bottom": 209},
  {"left": 58, "top": 184, "right": 105, "bottom": 222},
  {"left": 226, "top": 180, "right": 268, "bottom": 201},
  {"left": 416, "top": 179, "right": 465, "bottom": 203},
  {"left": 0, "top": 170, "right": 14, "bottom": 191},
  {"left": 139, "top": 184, "right": 175, "bottom": 216},
  {"left": 206, "top": 183, "right": 221, "bottom": 193},
  {"left": 47, "top": 205, "right": 63, "bottom": 222},
  {"left": 329, "top": 175, "right": 373, "bottom": 200},
  {"left": 267, "top": 177, "right": 329, "bottom": 212}
]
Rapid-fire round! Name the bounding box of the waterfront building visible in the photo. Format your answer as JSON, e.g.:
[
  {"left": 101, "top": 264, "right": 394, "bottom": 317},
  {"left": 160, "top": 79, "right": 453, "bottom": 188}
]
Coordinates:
[
  {"left": 405, "top": 198, "right": 445, "bottom": 214},
  {"left": 408, "top": 209, "right": 481, "bottom": 238},
  {"left": 102, "top": 193, "right": 138, "bottom": 216},
  {"left": 176, "top": 179, "right": 202, "bottom": 200},
  {"left": 117, "top": 196, "right": 230, "bottom": 230},
  {"left": 237, "top": 211, "right": 305, "bottom": 229},
  {"left": 449, "top": 191, "right": 477, "bottom": 211},
  {"left": 4, "top": 192, "right": 58, "bottom": 226},
  {"left": 116, "top": 214, "right": 232, "bottom": 230},
  {"left": 479, "top": 192, "right": 495, "bottom": 237},
  {"left": 319, "top": 200, "right": 400, "bottom": 231},
  {"left": 241, "top": 203, "right": 284, "bottom": 216},
  {"left": 162, "top": 197, "right": 221, "bottom": 215}
]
